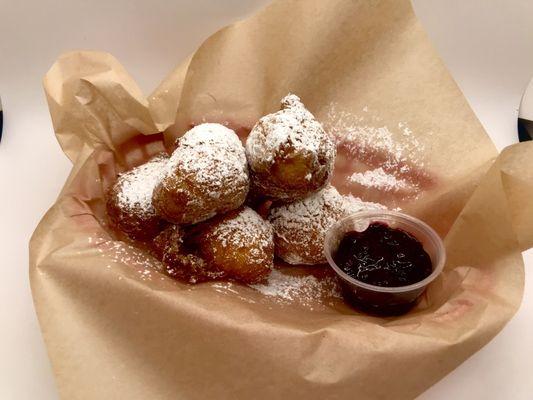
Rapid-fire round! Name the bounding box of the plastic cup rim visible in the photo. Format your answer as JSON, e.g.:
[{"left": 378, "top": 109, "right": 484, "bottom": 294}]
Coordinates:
[{"left": 324, "top": 210, "right": 446, "bottom": 294}]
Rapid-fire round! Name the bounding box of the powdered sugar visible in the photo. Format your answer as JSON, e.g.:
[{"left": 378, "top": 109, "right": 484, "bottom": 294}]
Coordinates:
[
  {"left": 349, "top": 167, "right": 410, "bottom": 192},
  {"left": 211, "top": 282, "right": 257, "bottom": 304},
  {"left": 90, "top": 234, "right": 164, "bottom": 282},
  {"left": 89, "top": 234, "right": 339, "bottom": 309},
  {"left": 252, "top": 269, "right": 341, "bottom": 308},
  {"left": 324, "top": 104, "right": 425, "bottom": 167},
  {"left": 164, "top": 123, "right": 249, "bottom": 200},
  {"left": 246, "top": 94, "right": 336, "bottom": 170},
  {"left": 116, "top": 154, "right": 168, "bottom": 214},
  {"left": 324, "top": 103, "right": 427, "bottom": 196},
  {"left": 209, "top": 207, "right": 274, "bottom": 265},
  {"left": 213, "top": 207, "right": 272, "bottom": 247},
  {"left": 269, "top": 186, "right": 385, "bottom": 265},
  {"left": 342, "top": 193, "right": 387, "bottom": 215}
]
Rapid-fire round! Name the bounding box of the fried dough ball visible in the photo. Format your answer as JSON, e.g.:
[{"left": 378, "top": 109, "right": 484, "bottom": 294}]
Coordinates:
[
  {"left": 245, "top": 94, "right": 336, "bottom": 202},
  {"left": 153, "top": 225, "right": 224, "bottom": 283},
  {"left": 268, "top": 186, "right": 385, "bottom": 265},
  {"left": 153, "top": 123, "right": 249, "bottom": 225},
  {"left": 154, "top": 207, "right": 274, "bottom": 284},
  {"left": 193, "top": 207, "right": 274, "bottom": 284},
  {"left": 106, "top": 154, "right": 168, "bottom": 240}
]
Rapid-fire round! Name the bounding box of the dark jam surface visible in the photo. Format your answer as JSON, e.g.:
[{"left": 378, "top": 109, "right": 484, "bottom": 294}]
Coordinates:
[{"left": 334, "top": 222, "right": 432, "bottom": 287}]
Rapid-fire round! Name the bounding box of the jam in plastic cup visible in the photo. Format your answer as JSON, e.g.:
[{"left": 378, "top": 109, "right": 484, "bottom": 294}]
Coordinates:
[{"left": 324, "top": 210, "right": 446, "bottom": 316}]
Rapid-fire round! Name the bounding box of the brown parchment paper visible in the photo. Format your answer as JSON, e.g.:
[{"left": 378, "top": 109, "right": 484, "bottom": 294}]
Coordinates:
[{"left": 30, "top": 0, "right": 533, "bottom": 399}]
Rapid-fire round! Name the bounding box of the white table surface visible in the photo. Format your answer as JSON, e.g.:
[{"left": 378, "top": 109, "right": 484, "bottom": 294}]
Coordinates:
[{"left": 1, "top": 1, "right": 532, "bottom": 399}]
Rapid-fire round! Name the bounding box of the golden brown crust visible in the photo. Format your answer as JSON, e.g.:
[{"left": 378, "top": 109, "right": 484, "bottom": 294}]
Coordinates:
[
  {"left": 193, "top": 208, "right": 274, "bottom": 284},
  {"left": 106, "top": 155, "right": 168, "bottom": 241},
  {"left": 245, "top": 94, "right": 336, "bottom": 202},
  {"left": 153, "top": 171, "right": 248, "bottom": 225},
  {"left": 268, "top": 187, "right": 345, "bottom": 265},
  {"left": 152, "top": 225, "right": 225, "bottom": 283},
  {"left": 269, "top": 186, "right": 386, "bottom": 265},
  {"left": 106, "top": 189, "right": 166, "bottom": 241},
  {"left": 249, "top": 148, "right": 332, "bottom": 201},
  {"left": 153, "top": 123, "right": 249, "bottom": 224},
  {"left": 153, "top": 208, "right": 274, "bottom": 284}
]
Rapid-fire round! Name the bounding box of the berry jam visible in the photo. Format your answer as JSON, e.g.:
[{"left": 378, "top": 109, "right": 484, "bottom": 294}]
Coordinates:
[{"left": 334, "top": 222, "right": 432, "bottom": 287}]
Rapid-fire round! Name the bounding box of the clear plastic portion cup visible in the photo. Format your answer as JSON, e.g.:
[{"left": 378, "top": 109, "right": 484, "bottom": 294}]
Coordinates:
[{"left": 324, "top": 210, "right": 446, "bottom": 316}]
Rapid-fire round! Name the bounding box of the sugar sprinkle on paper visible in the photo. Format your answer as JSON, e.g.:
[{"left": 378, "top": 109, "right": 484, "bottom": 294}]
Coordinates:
[
  {"left": 212, "top": 282, "right": 257, "bottom": 304},
  {"left": 251, "top": 270, "right": 341, "bottom": 309},
  {"left": 88, "top": 234, "right": 164, "bottom": 282},
  {"left": 349, "top": 167, "right": 413, "bottom": 192},
  {"left": 324, "top": 103, "right": 428, "bottom": 195}
]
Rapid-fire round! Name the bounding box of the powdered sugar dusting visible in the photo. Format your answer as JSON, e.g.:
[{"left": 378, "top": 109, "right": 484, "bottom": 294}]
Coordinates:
[
  {"left": 324, "top": 103, "right": 427, "bottom": 197},
  {"left": 252, "top": 270, "right": 341, "bottom": 308},
  {"left": 116, "top": 154, "right": 168, "bottom": 214},
  {"left": 349, "top": 167, "right": 412, "bottom": 192},
  {"left": 246, "top": 93, "right": 336, "bottom": 169},
  {"left": 324, "top": 104, "right": 425, "bottom": 167},
  {"left": 269, "top": 186, "right": 386, "bottom": 265},
  {"left": 166, "top": 123, "right": 246, "bottom": 180},
  {"left": 210, "top": 207, "right": 274, "bottom": 265},
  {"left": 88, "top": 233, "right": 341, "bottom": 309},
  {"left": 89, "top": 234, "right": 164, "bottom": 282},
  {"left": 164, "top": 123, "right": 248, "bottom": 202},
  {"left": 342, "top": 193, "right": 388, "bottom": 215},
  {"left": 211, "top": 282, "right": 257, "bottom": 304}
]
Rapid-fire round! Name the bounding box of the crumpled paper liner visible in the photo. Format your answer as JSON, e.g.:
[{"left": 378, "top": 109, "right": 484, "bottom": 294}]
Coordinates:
[{"left": 30, "top": 0, "right": 533, "bottom": 399}]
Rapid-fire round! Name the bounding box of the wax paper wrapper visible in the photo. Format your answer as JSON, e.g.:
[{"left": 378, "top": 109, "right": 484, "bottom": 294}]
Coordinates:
[{"left": 30, "top": 0, "right": 533, "bottom": 399}]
